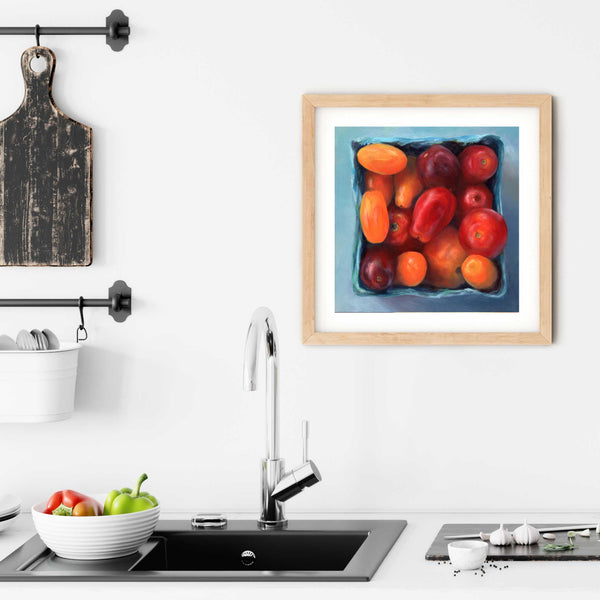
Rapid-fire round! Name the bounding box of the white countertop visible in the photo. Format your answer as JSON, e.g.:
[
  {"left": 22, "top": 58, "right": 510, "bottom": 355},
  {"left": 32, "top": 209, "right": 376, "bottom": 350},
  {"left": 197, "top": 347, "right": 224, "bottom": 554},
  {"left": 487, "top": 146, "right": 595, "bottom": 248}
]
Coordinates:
[{"left": 0, "top": 511, "right": 599, "bottom": 598}]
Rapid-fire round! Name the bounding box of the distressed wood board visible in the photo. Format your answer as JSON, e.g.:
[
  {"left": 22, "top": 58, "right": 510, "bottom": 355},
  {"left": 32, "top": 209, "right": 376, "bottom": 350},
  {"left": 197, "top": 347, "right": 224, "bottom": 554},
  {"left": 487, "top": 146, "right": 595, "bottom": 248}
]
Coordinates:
[
  {"left": 426, "top": 524, "right": 600, "bottom": 561},
  {"left": 0, "top": 46, "right": 92, "bottom": 266}
]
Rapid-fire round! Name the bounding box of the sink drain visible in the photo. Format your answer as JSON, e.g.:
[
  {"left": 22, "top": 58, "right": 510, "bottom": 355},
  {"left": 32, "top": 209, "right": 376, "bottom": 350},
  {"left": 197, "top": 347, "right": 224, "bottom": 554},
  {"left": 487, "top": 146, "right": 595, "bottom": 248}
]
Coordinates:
[{"left": 241, "top": 550, "right": 256, "bottom": 567}]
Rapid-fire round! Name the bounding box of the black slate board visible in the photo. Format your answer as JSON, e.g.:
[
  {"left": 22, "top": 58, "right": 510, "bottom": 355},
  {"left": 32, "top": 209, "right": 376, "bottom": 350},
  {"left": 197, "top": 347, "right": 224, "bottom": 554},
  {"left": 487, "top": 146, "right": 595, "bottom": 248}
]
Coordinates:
[
  {"left": 0, "top": 46, "right": 92, "bottom": 266},
  {"left": 426, "top": 524, "right": 600, "bottom": 561}
]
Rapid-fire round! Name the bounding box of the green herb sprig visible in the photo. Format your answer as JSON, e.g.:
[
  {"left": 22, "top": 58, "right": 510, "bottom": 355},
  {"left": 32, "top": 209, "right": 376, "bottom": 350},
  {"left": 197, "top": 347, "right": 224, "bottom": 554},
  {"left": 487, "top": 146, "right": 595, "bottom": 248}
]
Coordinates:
[
  {"left": 543, "top": 531, "right": 577, "bottom": 552},
  {"left": 543, "top": 542, "right": 575, "bottom": 552}
]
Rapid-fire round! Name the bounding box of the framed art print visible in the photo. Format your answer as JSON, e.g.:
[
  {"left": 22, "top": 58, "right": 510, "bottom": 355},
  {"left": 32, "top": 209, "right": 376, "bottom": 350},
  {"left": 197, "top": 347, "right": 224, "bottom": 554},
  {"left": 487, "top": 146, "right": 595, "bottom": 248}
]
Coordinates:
[{"left": 302, "top": 95, "right": 552, "bottom": 345}]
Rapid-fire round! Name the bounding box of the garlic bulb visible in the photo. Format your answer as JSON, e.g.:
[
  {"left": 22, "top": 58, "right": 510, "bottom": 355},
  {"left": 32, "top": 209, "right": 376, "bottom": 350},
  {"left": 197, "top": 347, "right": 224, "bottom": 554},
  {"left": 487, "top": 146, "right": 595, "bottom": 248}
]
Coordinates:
[
  {"left": 579, "top": 529, "right": 591, "bottom": 538},
  {"left": 513, "top": 519, "right": 540, "bottom": 545},
  {"left": 489, "top": 524, "right": 513, "bottom": 546}
]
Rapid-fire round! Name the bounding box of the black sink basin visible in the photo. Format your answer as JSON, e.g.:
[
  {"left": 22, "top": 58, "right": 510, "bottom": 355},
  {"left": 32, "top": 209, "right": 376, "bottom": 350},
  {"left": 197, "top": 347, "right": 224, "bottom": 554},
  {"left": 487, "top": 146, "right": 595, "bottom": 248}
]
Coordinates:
[
  {"left": 133, "top": 530, "right": 367, "bottom": 572},
  {"left": 0, "top": 519, "right": 406, "bottom": 581}
]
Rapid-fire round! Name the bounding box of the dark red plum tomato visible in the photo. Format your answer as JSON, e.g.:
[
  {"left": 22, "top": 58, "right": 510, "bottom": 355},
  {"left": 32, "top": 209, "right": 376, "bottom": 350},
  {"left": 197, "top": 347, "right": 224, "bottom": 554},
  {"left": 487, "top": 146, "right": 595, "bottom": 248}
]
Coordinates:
[
  {"left": 360, "top": 247, "right": 394, "bottom": 292},
  {"left": 416, "top": 145, "right": 460, "bottom": 190}
]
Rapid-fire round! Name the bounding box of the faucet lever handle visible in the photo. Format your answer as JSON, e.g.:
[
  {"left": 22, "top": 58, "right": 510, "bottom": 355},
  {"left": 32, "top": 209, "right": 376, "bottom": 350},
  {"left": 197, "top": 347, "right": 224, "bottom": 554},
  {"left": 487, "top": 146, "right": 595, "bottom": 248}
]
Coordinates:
[
  {"left": 271, "top": 419, "right": 322, "bottom": 503},
  {"left": 302, "top": 419, "right": 309, "bottom": 463}
]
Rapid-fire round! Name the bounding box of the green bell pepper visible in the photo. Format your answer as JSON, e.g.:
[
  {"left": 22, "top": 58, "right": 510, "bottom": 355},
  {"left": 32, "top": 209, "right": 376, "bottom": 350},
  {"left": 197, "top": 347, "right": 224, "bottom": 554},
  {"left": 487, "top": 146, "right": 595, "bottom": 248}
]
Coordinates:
[
  {"left": 104, "top": 473, "right": 159, "bottom": 515},
  {"left": 117, "top": 486, "right": 159, "bottom": 507}
]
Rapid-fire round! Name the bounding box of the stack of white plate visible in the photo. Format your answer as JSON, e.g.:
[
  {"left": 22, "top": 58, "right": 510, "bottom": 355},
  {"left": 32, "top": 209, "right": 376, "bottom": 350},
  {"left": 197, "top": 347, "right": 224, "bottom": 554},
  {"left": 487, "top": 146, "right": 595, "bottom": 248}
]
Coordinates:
[
  {"left": 31, "top": 499, "right": 160, "bottom": 560},
  {"left": 0, "top": 494, "right": 21, "bottom": 532}
]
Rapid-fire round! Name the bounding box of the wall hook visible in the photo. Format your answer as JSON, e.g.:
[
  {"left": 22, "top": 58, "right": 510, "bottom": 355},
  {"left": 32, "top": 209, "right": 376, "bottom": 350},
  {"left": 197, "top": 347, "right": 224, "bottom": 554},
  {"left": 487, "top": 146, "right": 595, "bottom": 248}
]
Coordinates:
[
  {"left": 34, "top": 24, "right": 40, "bottom": 57},
  {"left": 76, "top": 296, "right": 88, "bottom": 342}
]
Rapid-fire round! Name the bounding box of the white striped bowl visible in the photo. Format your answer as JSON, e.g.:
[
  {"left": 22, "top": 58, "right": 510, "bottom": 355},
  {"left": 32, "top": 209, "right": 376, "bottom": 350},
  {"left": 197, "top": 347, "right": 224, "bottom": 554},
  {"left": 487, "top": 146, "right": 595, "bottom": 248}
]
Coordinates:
[{"left": 31, "top": 498, "right": 160, "bottom": 560}]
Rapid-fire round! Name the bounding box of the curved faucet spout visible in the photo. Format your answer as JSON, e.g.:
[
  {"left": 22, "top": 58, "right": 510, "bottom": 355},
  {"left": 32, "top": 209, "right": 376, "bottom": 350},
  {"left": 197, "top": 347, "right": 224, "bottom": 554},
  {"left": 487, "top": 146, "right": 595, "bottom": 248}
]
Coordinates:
[{"left": 243, "top": 306, "right": 279, "bottom": 460}]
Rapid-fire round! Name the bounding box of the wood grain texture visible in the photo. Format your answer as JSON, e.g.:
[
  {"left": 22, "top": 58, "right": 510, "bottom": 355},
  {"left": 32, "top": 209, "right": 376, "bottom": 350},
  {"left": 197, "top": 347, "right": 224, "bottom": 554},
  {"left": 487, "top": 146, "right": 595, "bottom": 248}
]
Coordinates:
[
  {"left": 302, "top": 94, "right": 553, "bottom": 345},
  {"left": 303, "top": 94, "right": 551, "bottom": 108},
  {"left": 0, "top": 47, "right": 92, "bottom": 266},
  {"left": 302, "top": 96, "right": 316, "bottom": 344},
  {"left": 538, "top": 96, "right": 553, "bottom": 343}
]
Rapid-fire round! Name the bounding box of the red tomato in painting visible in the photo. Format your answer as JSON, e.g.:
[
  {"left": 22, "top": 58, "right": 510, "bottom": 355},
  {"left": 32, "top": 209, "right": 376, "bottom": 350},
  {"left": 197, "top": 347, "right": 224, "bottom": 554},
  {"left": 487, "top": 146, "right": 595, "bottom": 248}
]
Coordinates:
[
  {"left": 459, "top": 145, "right": 498, "bottom": 184},
  {"left": 456, "top": 184, "right": 493, "bottom": 217},
  {"left": 359, "top": 247, "right": 394, "bottom": 292},
  {"left": 410, "top": 187, "right": 456, "bottom": 243},
  {"left": 384, "top": 206, "right": 412, "bottom": 246},
  {"left": 459, "top": 208, "right": 507, "bottom": 258}
]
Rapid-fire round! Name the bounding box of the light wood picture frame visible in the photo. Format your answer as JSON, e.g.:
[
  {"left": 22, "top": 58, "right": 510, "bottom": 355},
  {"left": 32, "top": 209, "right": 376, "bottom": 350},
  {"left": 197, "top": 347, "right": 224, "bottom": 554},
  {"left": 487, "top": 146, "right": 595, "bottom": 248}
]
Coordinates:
[{"left": 302, "top": 94, "right": 552, "bottom": 345}]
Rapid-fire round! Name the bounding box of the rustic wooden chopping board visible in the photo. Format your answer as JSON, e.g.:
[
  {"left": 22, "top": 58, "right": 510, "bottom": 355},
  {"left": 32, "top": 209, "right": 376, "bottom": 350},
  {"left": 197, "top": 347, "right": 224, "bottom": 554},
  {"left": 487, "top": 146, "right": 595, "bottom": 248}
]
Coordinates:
[{"left": 0, "top": 46, "right": 92, "bottom": 266}]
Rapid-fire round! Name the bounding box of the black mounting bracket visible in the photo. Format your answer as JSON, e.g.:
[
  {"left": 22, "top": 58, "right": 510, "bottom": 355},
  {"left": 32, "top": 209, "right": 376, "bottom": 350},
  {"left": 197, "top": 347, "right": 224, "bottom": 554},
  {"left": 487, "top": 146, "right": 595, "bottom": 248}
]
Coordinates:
[
  {"left": 0, "top": 10, "right": 131, "bottom": 52},
  {"left": 105, "top": 9, "right": 129, "bottom": 52},
  {"left": 107, "top": 280, "right": 132, "bottom": 322}
]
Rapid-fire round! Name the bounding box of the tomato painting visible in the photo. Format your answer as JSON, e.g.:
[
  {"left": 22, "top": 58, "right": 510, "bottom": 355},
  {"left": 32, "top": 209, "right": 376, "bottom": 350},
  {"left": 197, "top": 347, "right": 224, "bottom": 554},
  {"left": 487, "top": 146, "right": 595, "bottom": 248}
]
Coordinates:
[{"left": 335, "top": 127, "right": 518, "bottom": 314}]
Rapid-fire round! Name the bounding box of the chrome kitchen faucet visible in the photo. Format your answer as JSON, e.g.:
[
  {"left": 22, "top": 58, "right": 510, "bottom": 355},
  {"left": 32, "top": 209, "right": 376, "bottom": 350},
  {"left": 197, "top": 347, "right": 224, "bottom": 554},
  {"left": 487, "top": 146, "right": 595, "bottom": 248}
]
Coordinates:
[{"left": 243, "top": 307, "right": 321, "bottom": 529}]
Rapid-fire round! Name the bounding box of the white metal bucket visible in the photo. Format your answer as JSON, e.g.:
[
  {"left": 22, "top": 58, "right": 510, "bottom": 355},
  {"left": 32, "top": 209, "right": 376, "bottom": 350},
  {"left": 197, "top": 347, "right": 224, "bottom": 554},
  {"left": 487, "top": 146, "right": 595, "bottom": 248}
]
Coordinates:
[{"left": 0, "top": 342, "right": 80, "bottom": 422}]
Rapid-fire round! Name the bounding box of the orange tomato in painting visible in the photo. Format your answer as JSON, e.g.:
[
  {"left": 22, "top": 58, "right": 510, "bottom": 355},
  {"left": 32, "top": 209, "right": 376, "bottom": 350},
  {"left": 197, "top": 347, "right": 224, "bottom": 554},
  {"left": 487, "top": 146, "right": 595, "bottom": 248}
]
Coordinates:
[
  {"left": 357, "top": 144, "right": 407, "bottom": 175},
  {"left": 364, "top": 170, "right": 394, "bottom": 205},
  {"left": 394, "top": 156, "right": 423, "bottom": 208},
  {"left": 461, "top": 255, "right": 499, "bottom": 290},
  {"left": 394, "top": 251, "right": 427, "bottom": 287},
  {"left": 423, "top": 226, "right": 468, "bottom": 289},
  {"left": 360, "top": 191, "right": 389, "bottom": 243}
]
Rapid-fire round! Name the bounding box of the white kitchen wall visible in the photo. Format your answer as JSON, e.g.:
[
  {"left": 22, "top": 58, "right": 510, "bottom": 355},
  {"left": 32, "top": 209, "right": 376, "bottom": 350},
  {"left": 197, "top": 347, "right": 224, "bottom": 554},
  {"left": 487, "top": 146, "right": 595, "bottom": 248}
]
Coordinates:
[{"left": 0, "top": 0, "right": 594, "bottom": 515}]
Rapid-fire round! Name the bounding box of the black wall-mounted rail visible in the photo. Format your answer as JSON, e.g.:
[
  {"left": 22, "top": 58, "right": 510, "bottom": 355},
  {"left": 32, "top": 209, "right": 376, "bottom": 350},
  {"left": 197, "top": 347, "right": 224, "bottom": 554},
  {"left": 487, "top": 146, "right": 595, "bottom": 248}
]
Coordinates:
[
  {"left": 0, "top": 280, "right": 132, "bottom": 322},
  {"left": 0, "top": 10, "right": 130, "bottom": 51}
]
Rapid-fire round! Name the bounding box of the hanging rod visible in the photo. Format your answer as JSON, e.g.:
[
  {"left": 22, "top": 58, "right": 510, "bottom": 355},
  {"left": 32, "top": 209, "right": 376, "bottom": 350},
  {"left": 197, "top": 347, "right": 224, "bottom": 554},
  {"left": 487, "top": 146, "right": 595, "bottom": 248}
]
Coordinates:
[
  {"left": 0, "top": 280, "right": 132, "bottom": 322},
  {"left": 0, "top": 10, "right": 130, "bottom": 52}
]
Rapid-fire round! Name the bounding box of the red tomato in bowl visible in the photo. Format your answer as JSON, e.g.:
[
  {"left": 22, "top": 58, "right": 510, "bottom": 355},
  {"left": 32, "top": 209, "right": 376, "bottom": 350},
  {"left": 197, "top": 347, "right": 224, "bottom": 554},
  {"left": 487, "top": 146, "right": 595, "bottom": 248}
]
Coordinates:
[{"left": 459, "top": 208, "right": 507, "bottom": 258}]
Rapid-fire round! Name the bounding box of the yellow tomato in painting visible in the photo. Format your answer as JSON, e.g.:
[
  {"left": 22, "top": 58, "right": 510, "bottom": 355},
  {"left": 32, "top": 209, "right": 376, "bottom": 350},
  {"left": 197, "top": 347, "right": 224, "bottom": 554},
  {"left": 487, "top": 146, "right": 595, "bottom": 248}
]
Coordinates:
[
  {"left": 360, "top": 191, "right": 388, "bottom": 243},
  {"left": 357, "top": 144, "right": 407, "bottom": 175},
  {"left": 364, "top": 170, "right": 394, "bottom": 205},
  {"left": 394, "top": 156, "right": 423, "bottom": 208}
]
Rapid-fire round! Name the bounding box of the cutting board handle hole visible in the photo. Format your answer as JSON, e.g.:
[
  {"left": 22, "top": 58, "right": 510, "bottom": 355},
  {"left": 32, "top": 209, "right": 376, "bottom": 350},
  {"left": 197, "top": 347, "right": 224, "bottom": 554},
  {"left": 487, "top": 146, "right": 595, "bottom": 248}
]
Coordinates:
[{"left": 29, "top": 56, "right": 47, "bottom": 74}]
